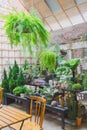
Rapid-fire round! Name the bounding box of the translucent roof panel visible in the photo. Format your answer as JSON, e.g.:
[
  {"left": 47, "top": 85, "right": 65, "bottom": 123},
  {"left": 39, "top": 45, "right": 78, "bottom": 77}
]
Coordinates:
[
  {"left": 45, "top": 0, "right": 62, "bottom": 13},
  {"left": 20, "top": 0, "right": 87, "bottom": 31},
  {"left": 76, "top": 0, "right": 87, "bottom": 4}
]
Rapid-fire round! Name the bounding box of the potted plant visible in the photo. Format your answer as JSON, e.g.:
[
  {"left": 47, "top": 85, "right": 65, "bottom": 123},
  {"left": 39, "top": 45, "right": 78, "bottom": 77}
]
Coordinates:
[
  {"left": 76, "top": 102, "right": 82, "bottom": 127},
  {"left": 72, "top": 83, "right": 82, "bottom": 91},
  {"left": 2, "top": 12, "right": 49, "bottom": 54},
  {"left": 65, "top": 59, "right": 80, "bottom": 82},
  {"left": 39, "top": 87, "right": 58, "bottom": 104},
  {"left": 13, "top": 86, "right": 27, "bottom": 97},
  {"left": 25, "top": 88, "right": 34, "bottom": 96},
  {"left": 39, "top": 50, "right": 56, "bottom": 72},
  {"left": 55, "top": 66, "right": 70, "bottom": 76},
  {"left": 23, "top": 65, "right": 35, "bottom": 84}
]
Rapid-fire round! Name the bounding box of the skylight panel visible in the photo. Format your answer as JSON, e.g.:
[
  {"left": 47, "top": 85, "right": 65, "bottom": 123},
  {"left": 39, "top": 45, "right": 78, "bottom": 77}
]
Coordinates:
[
  {"left": 45, "top": 0, "right": 61, "bottom": 13},
  {"left": 76, "top": 0, "right": 87, "bottom": 4},
  {"left": 70, "top": 15, "right": 84, "bottom": 25},
  {"left": 82, "top": 12, "right": 87, "bottom": 21},
  {"left": 29, "top": 8, "right": 42, "bottom": 18}
]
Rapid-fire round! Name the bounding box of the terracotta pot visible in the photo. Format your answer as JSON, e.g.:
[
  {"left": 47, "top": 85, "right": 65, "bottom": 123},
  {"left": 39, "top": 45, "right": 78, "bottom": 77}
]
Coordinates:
[{"left": 76, "top": 117, "right": 82, "bottom": 127}]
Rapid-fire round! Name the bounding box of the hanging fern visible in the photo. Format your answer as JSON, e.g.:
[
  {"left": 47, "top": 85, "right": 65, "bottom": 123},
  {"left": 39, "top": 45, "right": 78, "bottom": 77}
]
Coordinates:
[
  {"left": 39, "top": 50, "right": 56, "bottom": 72},
  {"left": 3, "top": 12, "right": 49, "bottom": 53}
]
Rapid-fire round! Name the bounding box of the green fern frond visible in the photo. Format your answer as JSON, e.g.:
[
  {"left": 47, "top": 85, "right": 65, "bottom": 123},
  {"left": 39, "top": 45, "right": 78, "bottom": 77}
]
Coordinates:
[{"left": 2, "top": 11, "right": 49, "bottom": 54}]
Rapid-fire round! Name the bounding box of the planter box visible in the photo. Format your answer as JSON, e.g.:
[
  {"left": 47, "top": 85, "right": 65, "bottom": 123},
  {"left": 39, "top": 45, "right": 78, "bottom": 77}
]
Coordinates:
[{"left": 5, "top": 93, "right": 30, "bottom": 113}]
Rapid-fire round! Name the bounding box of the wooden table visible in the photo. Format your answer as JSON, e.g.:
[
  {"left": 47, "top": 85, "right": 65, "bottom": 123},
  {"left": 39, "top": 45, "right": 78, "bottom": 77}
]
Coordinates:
[{"left": 0, "top": 106, "right": 31, "bottom": 130}]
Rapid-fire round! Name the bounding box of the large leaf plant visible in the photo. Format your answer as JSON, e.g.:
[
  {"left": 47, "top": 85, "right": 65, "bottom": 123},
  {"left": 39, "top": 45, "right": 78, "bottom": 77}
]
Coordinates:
[
  {"left": 3, "top": 12, "right": 49, "bottom": 53},
  {"left": 65, "top": 59, "right": 80, "bottom": 82}
]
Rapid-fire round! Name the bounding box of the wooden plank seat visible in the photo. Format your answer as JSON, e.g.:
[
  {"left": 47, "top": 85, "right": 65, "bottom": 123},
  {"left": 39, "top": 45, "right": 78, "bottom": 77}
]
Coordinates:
[
  {"left": 10, "top": 121, "right": 41, "bottom": 130},
  {"left": 10, "top": 96, "right": 46, "bottom": 130}
]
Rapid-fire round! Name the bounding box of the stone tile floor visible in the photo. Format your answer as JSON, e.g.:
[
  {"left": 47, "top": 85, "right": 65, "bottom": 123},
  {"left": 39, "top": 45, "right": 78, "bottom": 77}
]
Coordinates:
[{"left": 2, "top": 103, "right": 87, "bottom": 130}]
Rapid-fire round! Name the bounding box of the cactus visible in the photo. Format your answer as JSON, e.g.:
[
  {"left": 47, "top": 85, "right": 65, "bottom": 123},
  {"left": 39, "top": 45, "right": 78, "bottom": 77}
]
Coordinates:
[
  {"left": 66, "top": 93, "right": 77, "bottom": 120},
  {"left": 77, "top": 102, "right": 81, "bottom": 117}
]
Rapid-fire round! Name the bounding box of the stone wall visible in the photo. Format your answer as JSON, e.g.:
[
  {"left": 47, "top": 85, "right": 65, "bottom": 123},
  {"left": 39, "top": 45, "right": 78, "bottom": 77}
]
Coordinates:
[{"left": 60, "top": 41, "right": 87, "bottom": 71}]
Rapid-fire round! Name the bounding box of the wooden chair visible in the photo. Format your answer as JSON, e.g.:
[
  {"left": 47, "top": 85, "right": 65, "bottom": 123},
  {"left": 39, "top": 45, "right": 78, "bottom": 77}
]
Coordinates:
[
  {"left": 0, "top": 87, "right": 3, "bottom": 107},
  {"left": 10, "top": 96, "right": 46, "bottom": 130}
]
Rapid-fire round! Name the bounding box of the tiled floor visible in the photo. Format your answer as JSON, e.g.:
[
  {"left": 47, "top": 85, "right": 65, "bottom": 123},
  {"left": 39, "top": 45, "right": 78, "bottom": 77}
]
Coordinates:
[
  {"left": 44, "top": 113, "right": 87, "bottom": 130},
  {"left": 2, "top": 117, "right": 87, "bottom": 130},
  {"left": 2, "top": 103, "right": 87, "bottom": 130}
]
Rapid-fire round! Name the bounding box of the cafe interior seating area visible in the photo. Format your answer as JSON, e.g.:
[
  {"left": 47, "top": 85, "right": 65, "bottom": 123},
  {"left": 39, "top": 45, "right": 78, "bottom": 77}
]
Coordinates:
[{"left": 0, "top": 0, "right": 87, "bottom": 130}]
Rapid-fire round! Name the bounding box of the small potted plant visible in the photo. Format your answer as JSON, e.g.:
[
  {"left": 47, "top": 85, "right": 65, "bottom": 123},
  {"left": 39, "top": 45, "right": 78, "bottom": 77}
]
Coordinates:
[
  {"left": 39, "top": 87, "right": 58, "bottom": 104},
  {"left": 25, "top": 88, "right": 34, "bottom": 96},
  {"left": 13, "top": 86, "right": 27, "bottom": 97},
  {"left": 72, "top": 83, "right": 82, "bottom": 91},
  {"left": 20, "top": 87, "right": 27, "bottom": 98}
]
